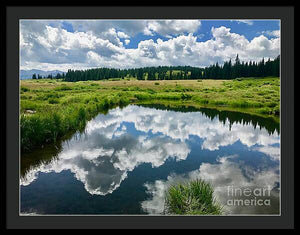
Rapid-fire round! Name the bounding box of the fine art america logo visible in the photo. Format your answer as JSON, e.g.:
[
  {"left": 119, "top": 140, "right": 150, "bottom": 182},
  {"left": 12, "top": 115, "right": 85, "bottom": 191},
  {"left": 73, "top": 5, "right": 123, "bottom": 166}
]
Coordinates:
[{"left": 226, "top": 186, "right": 273, "bottom": 207}]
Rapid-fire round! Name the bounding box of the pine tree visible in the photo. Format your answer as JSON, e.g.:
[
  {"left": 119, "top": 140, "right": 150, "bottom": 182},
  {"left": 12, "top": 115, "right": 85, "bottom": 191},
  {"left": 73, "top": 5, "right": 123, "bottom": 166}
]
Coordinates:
[{"left": 233, "top": 54, "right": 241, "bottom": 78}]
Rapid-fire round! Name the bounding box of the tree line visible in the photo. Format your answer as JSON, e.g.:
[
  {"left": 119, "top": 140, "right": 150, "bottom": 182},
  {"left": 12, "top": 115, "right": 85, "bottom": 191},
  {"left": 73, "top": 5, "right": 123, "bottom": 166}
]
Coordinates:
[
  {"left": 202, "top": 55, "right": 280, "bottom": 79},
  {"left": 33, "top": 54, "right": 280, "bottom": 81},
  {"left": 32, "top": 72, "right": 66, "bottom": 80}
]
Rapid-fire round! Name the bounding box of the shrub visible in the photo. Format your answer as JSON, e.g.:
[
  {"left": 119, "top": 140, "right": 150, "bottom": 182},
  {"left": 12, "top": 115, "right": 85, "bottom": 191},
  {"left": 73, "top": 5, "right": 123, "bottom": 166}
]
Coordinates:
[
  {"left": 21, "top": 100, "right": 39, "bottom": 111},
  {"left": 118, "top": 97, "right": 130, "bottom": 107},
  {"left": 84, "top": 98, "right": 90, "bottom": 104},
  {"left": 39, "top": 92, "right": 64, "bottom": 101},
  {"left": 194, "top": 98, "right": 209, "bottom": 104},
  {"left": 180, "top": 93, "right": 192, "bottom": 100},
  {"left": 230, "top": 100, "right": 250, "bottom": 108},
  {"left": 156, "top": 94, "right": 181, "bottom": 100},
  {"left": 146, "top": 89, "right": 156, "bottom": 94},
  {"left": 90, "top": 83, "right": 99, "bottom": 86},
  {"left": 54, "top": 85, "right": 72, "bottom": 91},
  {"left": 134, "top": 93, "right": 152, "bottom": 100},
  {"left": 266, "top": 102, "right": 278, "bottom": 108},
  {"left": 272, "top": 105, "right": 280, "bottom": 115},
  {"left": 258, "top": 107, "right": 272, "bottom": 115},
  {"left": 48, "top": 98, "right": 59, "bottom": 104},
  {"left": 21, "top": 86, "right": 30, "bottom": 92},
  {"left": 212, "top": 100, "right": 227, "bottom": 106}
]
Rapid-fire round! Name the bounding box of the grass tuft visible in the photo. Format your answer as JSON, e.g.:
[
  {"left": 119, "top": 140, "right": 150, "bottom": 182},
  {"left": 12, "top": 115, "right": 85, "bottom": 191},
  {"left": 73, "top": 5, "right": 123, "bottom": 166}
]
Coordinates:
[{"left": 164, "top": 179, "right": 222, "bottom": 215}]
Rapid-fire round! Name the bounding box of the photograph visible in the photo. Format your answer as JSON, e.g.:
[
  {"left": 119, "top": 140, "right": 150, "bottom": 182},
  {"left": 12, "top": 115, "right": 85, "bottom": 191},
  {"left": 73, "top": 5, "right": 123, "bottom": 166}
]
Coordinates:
[{"left": 19, "top": 18, "right": 282, "bottom": 216}]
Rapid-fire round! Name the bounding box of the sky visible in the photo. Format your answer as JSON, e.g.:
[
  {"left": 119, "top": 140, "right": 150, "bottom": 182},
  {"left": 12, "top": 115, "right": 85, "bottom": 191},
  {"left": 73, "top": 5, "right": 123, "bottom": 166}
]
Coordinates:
[{"left": 20, "top": 19, "right": 280, "bottom": 72}]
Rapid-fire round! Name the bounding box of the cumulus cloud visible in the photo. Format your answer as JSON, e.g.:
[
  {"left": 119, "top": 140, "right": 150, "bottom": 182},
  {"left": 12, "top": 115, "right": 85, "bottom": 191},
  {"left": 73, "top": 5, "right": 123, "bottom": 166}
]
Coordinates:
[
  {"left": 20, "top": 20, "right": 280, "bottom": 71},
  {"left": 20, "top": 23, "right": 124, "bottom": 67},
  {"left": 68, "top": 20, "right": 146, "bottom": 37},
  {"left": 138, "top": 39, "right": 158, "bottom": 58},
  {"left": 143, "top": 20, "right": 201, "bottom": 37},
  {"left": 86, "top": 51, "right": 102, "bottom": 66},
  {"left": 117, "top": 31, "right": 130, "bottom": 39},
  {"left": 260, "top": 30, "right": 280, "bottom": 38}
]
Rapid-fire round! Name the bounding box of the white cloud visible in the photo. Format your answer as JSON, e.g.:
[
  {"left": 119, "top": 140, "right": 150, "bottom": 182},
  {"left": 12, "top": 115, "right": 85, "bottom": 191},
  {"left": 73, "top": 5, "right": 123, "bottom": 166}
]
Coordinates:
[
  {"left": 138, "top": 39, "right": 158, "bottom": 58},
  {"left": 69, "top": 20, "right": 147, "bottom": 37},
  {"left": 86, "top": 51, "right": 103, "bottom": 66},
  {"left": 235, "top": 20, "right": 254, "bottom": 25},
  {"left": 117, "top": 31, "right": 130, "bottom": 39},
  {"left": 20, "top": 20, "right": 280, "bottom": 72},
  {"left": 20, "top": 24, "right": 126, "bottom": 69},
  {"left": 252, "top": 145, "right": 280, "bottom": 161},
  {"left": 124, "top": 39, "right": 130, "bottom": 45},
  {"left": 260, "top": 30, "right": 280, "bottom": 38},
  {"left": 144, "top": 20, "right": 201, "bottom": 37}
]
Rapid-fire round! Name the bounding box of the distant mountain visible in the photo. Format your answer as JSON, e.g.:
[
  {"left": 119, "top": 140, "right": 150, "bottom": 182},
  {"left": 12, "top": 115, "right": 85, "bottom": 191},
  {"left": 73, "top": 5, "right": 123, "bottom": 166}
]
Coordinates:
[{"left": 20, "top": 69, "right": 65, "bottom": 80}]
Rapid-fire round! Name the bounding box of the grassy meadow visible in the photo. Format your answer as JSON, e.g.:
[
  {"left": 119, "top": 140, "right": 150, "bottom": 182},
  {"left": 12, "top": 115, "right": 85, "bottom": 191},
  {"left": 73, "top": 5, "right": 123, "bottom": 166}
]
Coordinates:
[{"left": 20, "top": 77, "right": 280, "bottom": 152}]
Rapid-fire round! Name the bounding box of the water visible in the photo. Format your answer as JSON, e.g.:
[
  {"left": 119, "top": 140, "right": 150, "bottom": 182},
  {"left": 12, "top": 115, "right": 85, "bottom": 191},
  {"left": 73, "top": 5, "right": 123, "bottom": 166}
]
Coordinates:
[{"left": 20, "top": 105, "right": 280, "bottom": 215}]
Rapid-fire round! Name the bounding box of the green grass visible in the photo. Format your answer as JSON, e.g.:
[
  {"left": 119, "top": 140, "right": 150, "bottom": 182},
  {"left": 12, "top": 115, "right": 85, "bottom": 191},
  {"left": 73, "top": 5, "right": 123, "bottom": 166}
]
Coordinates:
[
  {"left": 164, "top": 179, "right": 222, "bottom": 215},
  {"left": 20, "top": 83, "right": 130, "bottom": 152},
  {"left": 20, "top": 77, "right": 280, "bottom": 152}
]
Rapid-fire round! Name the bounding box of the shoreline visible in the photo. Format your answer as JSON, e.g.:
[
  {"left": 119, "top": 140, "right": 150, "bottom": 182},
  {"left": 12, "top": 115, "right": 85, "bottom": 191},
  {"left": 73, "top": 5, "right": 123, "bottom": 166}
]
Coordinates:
[{"left": 20, "top": 78, "right": 280, "bottom": 153}]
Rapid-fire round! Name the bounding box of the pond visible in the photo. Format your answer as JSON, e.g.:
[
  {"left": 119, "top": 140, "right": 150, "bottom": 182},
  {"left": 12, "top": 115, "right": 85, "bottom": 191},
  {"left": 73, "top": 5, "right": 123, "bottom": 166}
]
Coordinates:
[{"left": 20, "top": 105, "right": 280, "bottom": 215}]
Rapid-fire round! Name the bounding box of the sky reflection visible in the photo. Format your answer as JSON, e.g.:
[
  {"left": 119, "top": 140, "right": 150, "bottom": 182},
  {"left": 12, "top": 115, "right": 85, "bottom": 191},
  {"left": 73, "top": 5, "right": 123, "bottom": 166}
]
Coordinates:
[{"left": 21, "top": 105, "right": 280, "bottom": 214}]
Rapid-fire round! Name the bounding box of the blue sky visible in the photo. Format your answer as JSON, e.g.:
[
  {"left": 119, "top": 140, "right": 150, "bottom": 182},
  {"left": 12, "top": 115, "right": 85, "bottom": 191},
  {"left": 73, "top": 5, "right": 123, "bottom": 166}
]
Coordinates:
[
  {"left": 197, "top": 20, "right": 279, "bottom": 40},
  {"left": 125, "top": 20, "right": 280, "bottom": 48},
  {"left": 20, "top": 19, "right": 280, "bottom": 71}
]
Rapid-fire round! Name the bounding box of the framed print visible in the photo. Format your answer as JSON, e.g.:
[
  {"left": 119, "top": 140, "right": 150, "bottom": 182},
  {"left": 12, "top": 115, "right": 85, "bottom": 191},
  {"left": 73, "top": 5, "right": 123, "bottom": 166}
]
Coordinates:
[{"left": 5, "top": 5, "right": 294, "bottom": 229}]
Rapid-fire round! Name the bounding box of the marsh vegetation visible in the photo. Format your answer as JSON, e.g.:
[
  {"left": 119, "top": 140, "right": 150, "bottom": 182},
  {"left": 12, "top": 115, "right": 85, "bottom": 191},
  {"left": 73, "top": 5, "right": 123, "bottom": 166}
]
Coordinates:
[{"left": 20, "top": 77, "right": 279, "bottom": 152}]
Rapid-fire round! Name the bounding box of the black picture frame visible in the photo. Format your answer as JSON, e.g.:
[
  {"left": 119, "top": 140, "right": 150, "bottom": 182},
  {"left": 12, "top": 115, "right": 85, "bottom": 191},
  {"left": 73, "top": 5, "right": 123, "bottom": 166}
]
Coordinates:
[{"left": 5, "top": 6, "right": 294, "bottom": 229}]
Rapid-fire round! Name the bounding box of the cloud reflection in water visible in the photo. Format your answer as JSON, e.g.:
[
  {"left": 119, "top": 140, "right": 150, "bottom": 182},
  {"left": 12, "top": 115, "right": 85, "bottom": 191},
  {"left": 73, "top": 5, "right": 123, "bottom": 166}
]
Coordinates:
[{"left": 21, "top": 105, "right": 280, "bottom": 209}]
